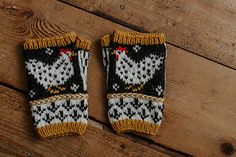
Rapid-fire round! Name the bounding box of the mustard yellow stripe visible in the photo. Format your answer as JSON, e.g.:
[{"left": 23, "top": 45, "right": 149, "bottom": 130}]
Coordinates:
[
  {"left": 112, "top": 119, "right": 160, "bottom": 135},
  {"left": 113, "top": 30, "right": 165, "bottom": 45},
  {"left": 24, "top": 32, "right": 91, "bottom": 51},
  {"left": 101, "top": 34, "right": 111, "bottom": 47},
  {"left": 107, "top": 93, "right": 164, "bottom": 103},
  {"left": 29, "top": 93, "right": 88, "bottom": 106},
  {"left": 75, "top": 36, "right": 91, "bottom": 50},
  {"left": 24, "top": 32, "right": 77, "bottom": 50},
  {"left": 36, "top": 122, "right": 87, "bottom": 139}
]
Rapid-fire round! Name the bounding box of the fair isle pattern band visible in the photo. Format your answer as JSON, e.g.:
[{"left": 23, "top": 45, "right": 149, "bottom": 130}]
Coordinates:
[
  {"left": 31, "top": 98, "right": 88, "bottom": 129},
  {"left": 107, "top": 93, "right": 164, "bottom": 103},
  {"left": 30, "top": 93, "right": 89, "bottom": 106},
  {"left": 108, "top": 97, "right": 163, "bottom": 125}
]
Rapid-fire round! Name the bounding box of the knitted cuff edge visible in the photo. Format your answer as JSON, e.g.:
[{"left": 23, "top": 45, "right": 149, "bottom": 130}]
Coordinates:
[
  {"left": 101, "top": 30, "right": 165, "bottom": 47},
  {"left": 114, "top": 30, "right": 165, "bottom": 45},
  {"left": 36, "top": 122, "right": 87, "bottom": 139},
  {"left": 101, "top": 34, "right": 111, "bottom": 47},
  {"left": 111, "top": 119, "right": 159, "bottom": 135},
  {"left": 23, "top": 32, "right": 91, "bottom": 51}
]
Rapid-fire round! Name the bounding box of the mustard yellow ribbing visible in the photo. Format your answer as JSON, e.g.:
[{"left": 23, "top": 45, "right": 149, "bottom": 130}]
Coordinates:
[
  {"left": 111, "top": 119, "right": 160, "bottom": 135},
  {"left": 36, "top": 122, "right": 87, "bottom": 138},
  {"left": 23, "top": 32, "right": 77, "bottom": 50},
  {"left": 101, "top": 34, "right": 111, "bottom": 47},
  {"left": 113, "top": 30, "right": 165, "bottom": 45},
  {"left": 75, "top": 36, "right": 91, "bottom": 51}
]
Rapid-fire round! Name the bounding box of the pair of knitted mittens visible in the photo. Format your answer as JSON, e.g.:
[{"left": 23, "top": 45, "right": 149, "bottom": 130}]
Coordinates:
[{"left": 23, "top": 30, "right": 166, "bottom": 138}]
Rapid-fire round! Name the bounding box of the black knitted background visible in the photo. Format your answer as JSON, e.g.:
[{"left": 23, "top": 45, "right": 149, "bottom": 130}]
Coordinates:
[
  {"left": 107, "top": 42, "right": 166, "bottom": 98},
  {"left": 24, "top": 44, "right": 87, "bottom": 101}
]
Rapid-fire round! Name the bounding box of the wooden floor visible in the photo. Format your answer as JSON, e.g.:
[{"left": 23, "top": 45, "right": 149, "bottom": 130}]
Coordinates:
[{"left": 0, "top": 0, "right": 236, "bottom": 156}]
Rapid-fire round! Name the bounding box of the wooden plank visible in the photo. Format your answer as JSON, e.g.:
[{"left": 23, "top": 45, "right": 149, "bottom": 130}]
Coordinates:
[
  {"left": 62, "top": 0, "right": 236, "bottom": 69},
  {"left": 0, "top": 85, "right": 175, "bottom": 157},
  {"left": 0, "top": 0, "right": 236, "bottom": 156}
]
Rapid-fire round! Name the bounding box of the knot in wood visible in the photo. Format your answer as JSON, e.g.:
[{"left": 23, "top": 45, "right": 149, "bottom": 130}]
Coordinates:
[{"left": 220, "top": 142, "right": 235, "bottom": 156}]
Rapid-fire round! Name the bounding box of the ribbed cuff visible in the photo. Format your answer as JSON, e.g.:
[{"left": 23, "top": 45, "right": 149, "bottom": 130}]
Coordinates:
[
  {"left": 101, "top": 30, "right": 165, "bottom": 47},
  {"left": 107, "top": 93, "right": 164, "bottom": 135},
  {"left": 23, "top": 32, "right": 91, "bottom": 51},
  {"left": 31, "top": 95, "right": 88, "bottom": 138},
  {"left": 36, "top": 122, "right": 87, "bottom": 138},
  {"left": 112, "top": 119, "right": 160, "bottom": 135}
]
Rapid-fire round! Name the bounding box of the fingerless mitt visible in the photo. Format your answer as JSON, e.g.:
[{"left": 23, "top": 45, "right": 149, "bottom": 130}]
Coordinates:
[
  {"left": 23, "top": 32, "right": 91, "bottom": 138},
  {"left": 101, "top": 30, "right": 166, "bottom": 135}
]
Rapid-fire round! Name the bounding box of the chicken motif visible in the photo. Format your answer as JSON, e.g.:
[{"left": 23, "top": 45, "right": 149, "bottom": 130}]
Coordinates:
[
  {"left": 113, "top": 46, "right": 164, "bottom": 91},
  {"left": 25, "top": 48, "right": 74, "bottom": 93}
]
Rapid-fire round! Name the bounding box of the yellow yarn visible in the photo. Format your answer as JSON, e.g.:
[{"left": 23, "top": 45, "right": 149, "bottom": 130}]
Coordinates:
[
  {"left": 107, "top": 93, "right": 164, "bottom": 103},
  {"left": 24, "top": 32, "right": 76, "bottom": 50},
  {"left": 113, "top": 30, "right": 165, "bottom": 45},
  {"left": 111, "top": 119, "right": 160, "bottom": 135},
  {"left": 101, "top": 34, "right": 111, "bottom": 47},
  {"left": 24, "top": 32, "right": 91, "bottom": 51},
  {"left": 36, "top": 122, "right": 87, "bottom": 138},
  {"left": 75, "top": 36, "right": 91, "bottom": 50},
  {"left": 30, "top": 93, "right": 88, "bottom": 106},
  {"left": 101, "top": 30, "right": 165, "bottom": 47}
]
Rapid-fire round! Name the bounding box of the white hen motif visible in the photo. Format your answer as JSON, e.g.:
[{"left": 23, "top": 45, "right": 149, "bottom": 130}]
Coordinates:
[
  {"left": 114, "top": 46, "right": 163, "bottom": 85},
  {"left": 25, "top": 50, "right": 74, "bottom": 89}
]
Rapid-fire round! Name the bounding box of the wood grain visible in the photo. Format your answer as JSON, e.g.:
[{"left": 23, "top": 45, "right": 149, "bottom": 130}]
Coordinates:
[
  {"left": 0, "top": 85, "right": 176, "bottom": 157},
  {"left": 62, "top": 0, "right": 236, "bottom": 70},
  {"left": 0, "top": 0, "right": 236, "bottom": 156}
]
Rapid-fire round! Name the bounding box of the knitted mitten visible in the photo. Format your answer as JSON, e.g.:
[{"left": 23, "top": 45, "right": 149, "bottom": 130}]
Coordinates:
[
  {"left": 23, "top": 32, "right": 91, "bottom": 138},
  {"left": 101, "top": 30, "right": 166, "bottom": 135}
]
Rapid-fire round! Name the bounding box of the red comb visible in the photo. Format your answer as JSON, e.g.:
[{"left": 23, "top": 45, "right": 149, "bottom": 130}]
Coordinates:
[
  {"left": 60, "top": 48, "right": 71, "bottom": 54},
  {"left": 115, "top": 46, "right": 127, "bottom": 52}
]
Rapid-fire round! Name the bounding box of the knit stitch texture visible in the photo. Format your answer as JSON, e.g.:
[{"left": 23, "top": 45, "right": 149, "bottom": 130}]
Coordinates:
[
  {"left": 23, "top": 32, "right": 91, "bottom": 138},
  {"left": 101, "top": 30, "right": 167, "bottom": 135}
]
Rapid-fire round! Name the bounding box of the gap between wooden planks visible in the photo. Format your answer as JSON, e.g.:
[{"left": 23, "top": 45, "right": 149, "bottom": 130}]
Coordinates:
[
  {"left": 61, "top": 0, "right": 236, "bottom": 70},
  {"left": 0, "top": 0, "right": 236, "bottom": 156},
  {"left": 0, "top": 85, "right": 184, "bottom": 157}
]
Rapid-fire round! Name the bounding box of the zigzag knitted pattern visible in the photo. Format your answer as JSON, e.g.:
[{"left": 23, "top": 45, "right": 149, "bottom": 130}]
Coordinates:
[
  {"left": 101, "top": 30, "right": 167, "bottom": 135},
  {"left": 23, "top": 32, "right": 91, "bottom": 138}
]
